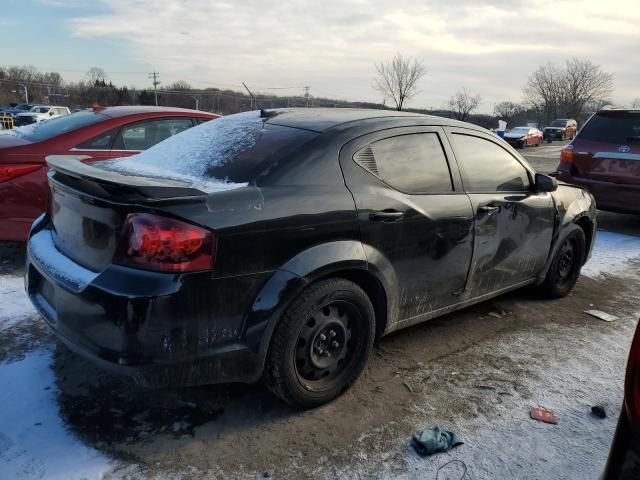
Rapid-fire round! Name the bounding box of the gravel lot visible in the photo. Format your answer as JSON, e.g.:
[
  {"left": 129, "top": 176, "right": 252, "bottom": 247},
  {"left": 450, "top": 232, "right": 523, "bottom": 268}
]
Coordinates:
[{"left": 1, "top": 140, "right": 639, "bottom": 479}]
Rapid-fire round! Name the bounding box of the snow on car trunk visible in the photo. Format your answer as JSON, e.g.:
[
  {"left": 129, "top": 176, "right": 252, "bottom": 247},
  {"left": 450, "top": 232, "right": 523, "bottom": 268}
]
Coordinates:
[{"left": 95, "top": 110, "right": 269, "bottom": 193}]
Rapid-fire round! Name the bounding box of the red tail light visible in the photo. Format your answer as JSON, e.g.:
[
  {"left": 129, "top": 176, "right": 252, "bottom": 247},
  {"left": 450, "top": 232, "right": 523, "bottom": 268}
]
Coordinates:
[
  {"left": 625, "top": 321, "right": 640, "bottom": 425},
  {"left": 560, "top": 145, "right": 574, "bottom": 165},
  {"left": 0, "top": 164, "right": 41, "bottom": 183},
  {"left": 114, "top": 213, "right": 215, "bottom": 272}
]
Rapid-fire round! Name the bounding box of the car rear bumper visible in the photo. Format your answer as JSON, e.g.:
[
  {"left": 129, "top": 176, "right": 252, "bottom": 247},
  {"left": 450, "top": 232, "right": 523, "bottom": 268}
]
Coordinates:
[
  {"left": 25, "top": 225, "right": 273, "bottom": 387},
  {"left": 557, "top": 170, "right": 640, "bottom": 214}
]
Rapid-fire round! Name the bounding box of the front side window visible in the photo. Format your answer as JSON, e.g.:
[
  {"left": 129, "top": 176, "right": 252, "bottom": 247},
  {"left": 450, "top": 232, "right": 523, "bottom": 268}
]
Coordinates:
[
  {"left": 353, "top": 133, "right": 453, "bottom": 194},
  {"left": 451, "top": 134, "right": 530, "bottom": 192},
  {"left": 114, "top": 118, "right": 195, "bottom": 151}
]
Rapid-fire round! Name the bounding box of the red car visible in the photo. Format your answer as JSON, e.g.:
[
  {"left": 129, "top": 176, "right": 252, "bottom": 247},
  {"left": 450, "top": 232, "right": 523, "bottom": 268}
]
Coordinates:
[
  {"left": 603, "top": 320, "right": 640, "bottom": 479},
  {"left": 0, "top": 106, "right": 217, "bottom": 241},
  {"left": 557, "top": 107, "right": 640, "bottom": 214},
  {"left": 503, "top": 126, "right": 543, "bottom": 149}
]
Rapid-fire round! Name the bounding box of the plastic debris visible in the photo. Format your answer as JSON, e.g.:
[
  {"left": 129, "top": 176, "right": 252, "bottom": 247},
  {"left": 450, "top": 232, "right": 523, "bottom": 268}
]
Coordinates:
[
  {"left": 584, "top": 310, "right": 619, "bottom": 322},
  {"left": 411, "top": 426, "right": 463, "bottom": 456},
  {"left": 530, "top": 407, "right": 558, "bottom": 424}
]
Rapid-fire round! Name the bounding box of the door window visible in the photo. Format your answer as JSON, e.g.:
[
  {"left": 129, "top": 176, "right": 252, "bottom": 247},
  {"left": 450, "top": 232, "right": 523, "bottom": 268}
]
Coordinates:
[
  {"left": 113, "top": 118, "right": 195, "bottom": 151},
  {"left": 353, "top": 133, "right": 453, "bottom": 193},
  {"left": 451, "top": 133, "right": 531, "bottom": 192}
]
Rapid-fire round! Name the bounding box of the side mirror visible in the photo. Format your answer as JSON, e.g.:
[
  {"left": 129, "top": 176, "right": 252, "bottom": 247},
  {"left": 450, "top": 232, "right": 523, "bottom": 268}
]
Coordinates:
[
  {"left": 49, "top": 111, "right": 55, "bottom": 116},
  {"left": 535, "top": 173, "right": 558, "bottom": 192}
]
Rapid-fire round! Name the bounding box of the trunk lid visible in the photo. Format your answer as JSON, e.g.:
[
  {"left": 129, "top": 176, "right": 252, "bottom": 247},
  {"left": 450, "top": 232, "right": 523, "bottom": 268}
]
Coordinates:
[{"left": 46, "top": 156, "right": 208, "bottom": 272}]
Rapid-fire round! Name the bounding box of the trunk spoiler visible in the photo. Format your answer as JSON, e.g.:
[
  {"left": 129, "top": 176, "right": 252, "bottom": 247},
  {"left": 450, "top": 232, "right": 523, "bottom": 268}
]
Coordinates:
[{"left": 45, "top": 155, "right": 207, "bottom": 200}]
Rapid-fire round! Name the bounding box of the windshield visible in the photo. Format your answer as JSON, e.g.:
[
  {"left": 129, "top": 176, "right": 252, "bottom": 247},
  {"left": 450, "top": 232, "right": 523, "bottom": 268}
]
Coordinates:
[
  {"left": 0, "top": 110, "right": 107, "bottom": 142},
  {"left": 578, "top": 112, "right": 640, "bottom": 144},
  {"left": 30, "top": 107, "right": 50, "bottom": 113},
  {"left": 510, "top": 127, "right": 529, "bottom": 134},
  {"left": 550, "top": 120, "right": 566, "bottom": 127},
  {"left": 15, "top": 104, "right": 32, "bottom": 111},
  {"left": 98, "top": 110, "right": 318, "bottom": 193}
]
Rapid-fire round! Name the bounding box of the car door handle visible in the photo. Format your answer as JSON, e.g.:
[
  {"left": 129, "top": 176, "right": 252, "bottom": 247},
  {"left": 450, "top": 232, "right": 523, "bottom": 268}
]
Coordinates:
[
  {"left": 369, "top": 210, "right": 404, "bottom": 222},
  {"left": 478, "top": 205, "right": 499, "bottom": 216}
]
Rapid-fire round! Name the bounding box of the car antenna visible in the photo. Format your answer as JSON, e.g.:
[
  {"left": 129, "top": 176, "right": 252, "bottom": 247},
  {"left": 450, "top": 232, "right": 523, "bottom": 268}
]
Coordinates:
[{"left": 242, "top": 82, "right": 269, "bottom": 116}]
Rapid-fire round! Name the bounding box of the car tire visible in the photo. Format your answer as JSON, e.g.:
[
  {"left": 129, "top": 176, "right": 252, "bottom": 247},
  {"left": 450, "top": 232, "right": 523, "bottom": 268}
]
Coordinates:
[
  {"left": 263, "top": 278, "right": 376, "bottom": 408},
  {"left": 537, "top": 225, "right": 586, "bottom": 298}
]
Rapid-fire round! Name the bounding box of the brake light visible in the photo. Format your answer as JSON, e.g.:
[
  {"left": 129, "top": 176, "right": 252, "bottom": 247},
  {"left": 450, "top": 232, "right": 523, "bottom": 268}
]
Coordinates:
[
  {"left": 114, "top": 213, "right": 215, "bottom": 272},
  {"left": 625, "top": 321, "right": 640, "bottom": 426},
  {"left": 0, "top": 164, "right": 41, "bottom": 182},
  {"left": 560, "top": 145, "right": 574, "bottom": 165}
]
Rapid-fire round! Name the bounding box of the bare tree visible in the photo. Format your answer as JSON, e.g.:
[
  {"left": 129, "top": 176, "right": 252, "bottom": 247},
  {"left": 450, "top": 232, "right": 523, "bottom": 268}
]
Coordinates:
[
  {"left": 86, "top": 67, "right": 107, "bottom": 86},
  {"left": 373, "top": 53, "right": 426, "bottom": 111},
  {"left": 494, "top": 101, "right": 523, "bottom": 119},
  {"left": 633, "top": 98, "right": 640, "bottom": 108},
  {"left": 524, "top": 58, "right": 613, "bottom": 121},
  {"left": 448, "top": 89, "right": 482, "bottom": 121}
]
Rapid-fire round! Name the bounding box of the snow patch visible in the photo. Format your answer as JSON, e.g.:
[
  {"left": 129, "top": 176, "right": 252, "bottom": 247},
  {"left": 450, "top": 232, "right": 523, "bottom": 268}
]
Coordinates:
[
  {"left": 96, "top": 110, "right": 272, "bottom": 193},
  {"left": 0, "top": 351, "right": 114, "bottom": 480},
  {"left": 582, "top": 231, "right": 640, "bottom": 279},
  {"left": 0, "top": 275, "right": 36, "bottom": 332},
  {"left": 29, "top": 230, "right": 98, "bottom": 289},
  {"left": 0, "top": 122, "right": 39, "bottom": 138}
]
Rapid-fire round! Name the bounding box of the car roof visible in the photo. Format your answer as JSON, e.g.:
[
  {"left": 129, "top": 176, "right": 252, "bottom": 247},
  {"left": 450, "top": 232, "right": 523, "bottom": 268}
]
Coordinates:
[
  {"left": 598, "top": 106, "right": 640, "bottom": 114},
  {"left": 95, "top": 106, "right": 215, "bottom": 118},
  {"left": 264, "top": 108, "right": 477, "bottom": 133}
]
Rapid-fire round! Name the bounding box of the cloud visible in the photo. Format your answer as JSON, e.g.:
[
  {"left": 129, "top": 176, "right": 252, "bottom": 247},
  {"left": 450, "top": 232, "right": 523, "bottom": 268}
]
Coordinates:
[{"left": 65, "top": 0, "right": 640, "bottom": 111}]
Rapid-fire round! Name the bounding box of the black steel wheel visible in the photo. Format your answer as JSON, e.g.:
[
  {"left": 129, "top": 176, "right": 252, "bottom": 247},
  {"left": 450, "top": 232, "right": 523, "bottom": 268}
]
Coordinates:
[
  {"left": 538, "top": 225, "right": 586, "bottom": 298},
  {"left": 264, "top": 278, "right": 375, "bottom": 408}
]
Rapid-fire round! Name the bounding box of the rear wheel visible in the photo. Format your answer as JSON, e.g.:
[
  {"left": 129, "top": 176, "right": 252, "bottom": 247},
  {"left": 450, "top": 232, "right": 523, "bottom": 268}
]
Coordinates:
[
  {"left": 263, "top": 278, "right": 375, "bottom": 408},
  {"left": 537, "top": 226, "right": 586, "bottom": 298}
]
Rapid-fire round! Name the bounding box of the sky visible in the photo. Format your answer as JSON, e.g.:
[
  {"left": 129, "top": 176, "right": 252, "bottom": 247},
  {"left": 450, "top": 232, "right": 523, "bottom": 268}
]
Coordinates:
[{"left": 1, "top": 0, "right": 638, "bottom": 112}]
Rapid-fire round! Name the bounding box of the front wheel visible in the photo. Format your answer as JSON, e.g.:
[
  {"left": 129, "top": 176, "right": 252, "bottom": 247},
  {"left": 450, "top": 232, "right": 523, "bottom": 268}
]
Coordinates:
[
  {"left": 263, "top": 278, "right": 376, "bottom": 408},
  {"left": 537, "top": 226, "right": 586, "bottom": 298}
]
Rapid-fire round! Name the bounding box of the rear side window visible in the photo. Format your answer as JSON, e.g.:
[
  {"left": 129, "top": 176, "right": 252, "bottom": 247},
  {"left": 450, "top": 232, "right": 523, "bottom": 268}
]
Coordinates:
[
  {"left": 75, "top": 128, "right": 118, "bottom": 150},
  {"left": 353, "top": 133, "right": 453, "bottom": 193},
  {"left": 451, "top": 134, "right": 530, "bottom": 192},
  {"left": 578, "top": 113, "right": 640, "bottom": 144}
]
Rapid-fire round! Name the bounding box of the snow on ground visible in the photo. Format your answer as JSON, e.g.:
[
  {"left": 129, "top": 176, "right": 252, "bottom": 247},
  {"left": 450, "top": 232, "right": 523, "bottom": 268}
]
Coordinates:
[
  {"left": 0, "top": 275, "right": 34, "bottom": 332},
  {"left": 0, "top": 228, "right": 638, "bottom": 479},
  {"left": 582, "top": 231, "right": 640, "bottom": 279},
  {"left": 0, "top": 351, "right": 114, "bottom": 480}
]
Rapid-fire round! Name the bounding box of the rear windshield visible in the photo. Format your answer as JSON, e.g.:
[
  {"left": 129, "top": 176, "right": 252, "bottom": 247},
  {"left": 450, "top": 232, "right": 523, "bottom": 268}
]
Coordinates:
[
  {"left": 578, "top": 112, "right": 640, "bottom": 144},
  {"left": 98, "top": 110, "right": 317, "bottom": 193},
  {"left": 2, "top": 110, "right": 107, "bottom": 142},
  {"left": 550, "top": 120, "right": 567, "bottom": 127}
]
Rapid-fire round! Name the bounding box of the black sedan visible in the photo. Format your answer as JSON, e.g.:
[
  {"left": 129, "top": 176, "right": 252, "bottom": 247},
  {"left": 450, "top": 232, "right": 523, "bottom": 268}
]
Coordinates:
[{"left": 25, "top": 109, "right": 596, "bottom": 408}]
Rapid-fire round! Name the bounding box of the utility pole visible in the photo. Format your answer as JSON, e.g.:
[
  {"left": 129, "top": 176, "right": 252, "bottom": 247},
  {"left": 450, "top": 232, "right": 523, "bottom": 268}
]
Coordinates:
[
  {"left": 18, "top": 83, "right": 28, "bottom": 103},
  {"left": 191, "top": 95, "right": 199, "bottom": 111},
  {"left": 148, "top": 72, "right": 160, "bottom": 106},
  {"left": 304, "top": 86, "right": 310, "bottom": 108}
]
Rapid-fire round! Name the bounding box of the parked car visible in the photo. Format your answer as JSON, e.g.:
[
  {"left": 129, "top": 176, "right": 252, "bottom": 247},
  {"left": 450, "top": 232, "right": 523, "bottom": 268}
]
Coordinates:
[
  {"left": 602, "top": 320, "right": 640, "bottom": 479},
  {"left": 557, "top": 107, "right": 640, "bottom": 214},
  {"left": 544, "top": 118, "right": 578, "bottom": 142},
  {"left": 14, "top": 105, "right": 71, "bottom": 126},
  {"left": 0, "top": 106, "right": 217, "bottom": 241},
  {"left": 0, "top": 103, "right": 34, "bottom": 118},
  {"left": 25, "top": 108, "right": 596, "bottom": 408},
  {"left": 503, "top": 126, "right": 543, "bottom": 148}
]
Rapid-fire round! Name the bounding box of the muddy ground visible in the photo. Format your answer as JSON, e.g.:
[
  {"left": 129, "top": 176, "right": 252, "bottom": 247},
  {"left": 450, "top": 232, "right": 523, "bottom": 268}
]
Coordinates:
[{"left": 1, "top": 141, "right": 640, "bottom": 479}]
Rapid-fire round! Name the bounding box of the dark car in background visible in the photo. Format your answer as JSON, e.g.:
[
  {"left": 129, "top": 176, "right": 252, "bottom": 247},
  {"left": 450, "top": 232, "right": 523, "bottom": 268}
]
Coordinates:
[
  {"left": 25, "top": 108, "right": 596, "bottom": 408},
  {"left": 544, "top": 118, "right": 578, "bottom": 142},
  {"left": 557, "top": 107, "right": 640, "bottom": 213},
  {"left": 0, "top": 106, "right": 217, "bottom": 241},
  {"left": 0, "top": 103, "right": 34, "bottom": 118}
]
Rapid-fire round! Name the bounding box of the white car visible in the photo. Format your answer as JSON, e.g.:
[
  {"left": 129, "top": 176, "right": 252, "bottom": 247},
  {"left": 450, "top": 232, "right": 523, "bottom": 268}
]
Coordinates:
[{"left": 15, "top": 106, "right": 70, "bottom": 126}]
